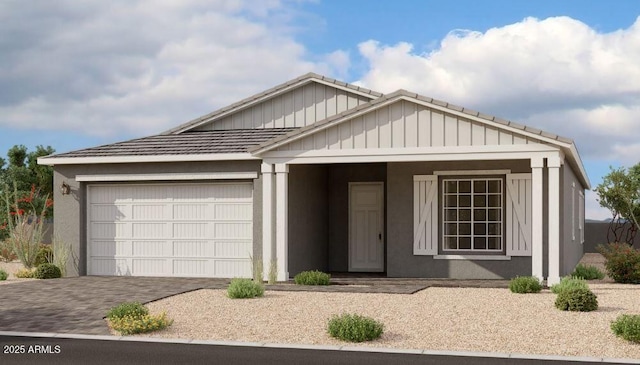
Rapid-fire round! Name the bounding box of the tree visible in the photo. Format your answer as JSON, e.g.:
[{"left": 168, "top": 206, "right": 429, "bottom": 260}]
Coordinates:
[{"left": 595, "top": 164, "right": 640, "bottom": 241}]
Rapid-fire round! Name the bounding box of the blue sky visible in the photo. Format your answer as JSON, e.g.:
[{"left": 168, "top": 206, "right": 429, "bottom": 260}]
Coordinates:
[{"left": 1, "top": 0, "right": 640, "bottom": 219}]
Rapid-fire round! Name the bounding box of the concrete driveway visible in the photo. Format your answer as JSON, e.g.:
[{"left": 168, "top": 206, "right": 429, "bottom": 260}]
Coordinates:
[{"left": 0, "top": 277, "right": 228, "bottom": 335}]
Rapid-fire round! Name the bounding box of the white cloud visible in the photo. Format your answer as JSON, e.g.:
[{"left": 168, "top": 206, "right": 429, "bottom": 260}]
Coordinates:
[
  {"left": 0, "top": 0, "right": 343, "bottom": 137},
  {"left": 585, "top": 190, "right": 612, "bottom": 221},
  {"left": 356, "top": 16, "right": 640, "bottom": 164}
]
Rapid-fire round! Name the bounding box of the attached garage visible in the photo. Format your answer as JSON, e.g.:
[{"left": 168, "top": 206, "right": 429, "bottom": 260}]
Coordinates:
[{"left": 87, "top": 182, "right": 253, "bottom": 277}]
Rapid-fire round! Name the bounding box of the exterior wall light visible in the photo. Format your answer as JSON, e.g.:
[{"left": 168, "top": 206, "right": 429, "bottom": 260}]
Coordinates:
[{"left": 61, "top": 182, "right": 71, "bottom": 195}]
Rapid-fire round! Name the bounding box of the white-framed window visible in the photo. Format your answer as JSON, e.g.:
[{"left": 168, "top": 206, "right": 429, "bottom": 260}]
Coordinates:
[
  {"left": 442, "top": 178, "right": 503, "bottom": 252},
  {"left": 572, "top": 182, "right": 576, "bottom": 241}
]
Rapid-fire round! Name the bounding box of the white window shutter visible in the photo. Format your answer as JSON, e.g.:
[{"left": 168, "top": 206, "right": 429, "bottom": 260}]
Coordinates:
[
  {"left": 413, "top": 175, "right": 438, "bottom": 255},
  {"left": 506, "top": 173, "right": 532, "bottom": 256}
]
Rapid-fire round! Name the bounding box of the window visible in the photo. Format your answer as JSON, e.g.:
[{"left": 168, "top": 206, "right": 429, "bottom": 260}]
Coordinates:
[
  {"left": 572, "top": 182, "right": 576, "bottom": 241},
  {"left": 579, "top": 191, "right": 585, "bottom": 243},
  {"left": 442, "top": 178, "right": 503, "bottom": 252}
]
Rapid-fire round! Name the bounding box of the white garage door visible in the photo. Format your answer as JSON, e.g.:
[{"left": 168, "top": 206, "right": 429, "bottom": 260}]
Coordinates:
[{"left": 87, "top": 183, "right": 253, "bottom": 277}]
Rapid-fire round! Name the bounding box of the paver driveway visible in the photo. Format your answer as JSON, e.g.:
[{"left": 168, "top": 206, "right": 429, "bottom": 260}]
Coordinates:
[{"left": 0, "top": 277, "right": 228, "bottom": 335}]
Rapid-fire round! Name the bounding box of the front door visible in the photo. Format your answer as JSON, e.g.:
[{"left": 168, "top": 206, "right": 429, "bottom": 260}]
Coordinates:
[{"left": 349, "top": 183, "right": 384, "bottom": 272}]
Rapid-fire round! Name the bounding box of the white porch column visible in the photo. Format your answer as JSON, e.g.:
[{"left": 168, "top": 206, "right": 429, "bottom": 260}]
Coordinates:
[
  {"left": 275, "top": 163, "right": 289, "bottom": 281},
  {"left": 531, "top": 157, "right": 544, "bottom": 281},
  {"left": 547, "top": 155, "right": 563, "bottom": 285},
  {"left": 261, "top": 163, "right": 274, "bottom": 281}
]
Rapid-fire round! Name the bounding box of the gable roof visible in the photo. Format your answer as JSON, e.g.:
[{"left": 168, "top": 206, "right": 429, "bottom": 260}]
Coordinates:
[
  {"left": 46, "top": 128, "right": 296, "bottom": 159},
  {"left": 163, "top": 72, "right": 383, "bottom": 135}
]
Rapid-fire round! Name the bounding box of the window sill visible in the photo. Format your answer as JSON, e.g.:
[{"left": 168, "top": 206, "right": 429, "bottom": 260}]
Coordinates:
[{"left": 433, "top": 255, "right": 511, "bottom": 261}]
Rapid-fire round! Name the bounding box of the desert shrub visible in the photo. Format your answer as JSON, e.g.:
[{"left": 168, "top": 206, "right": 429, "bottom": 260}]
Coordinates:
[
  {"left": 0, "top": 240, "right": 17, "bottom": 262},
  {"left": 33, "top": 263, "right": 61, "bottom": 279},
  {"left": 4, "top": 186, "right": 48, "bottom": 269},
  {"left": 294, "top": 270, "right": 331, "bottom": 285},
  {"left": 611, "top": 314, "right": 640, "bottom": 343},
  {"left": 35, "top": 244, "right": 53, "bottom": 266},
  {"left": 109, "top": 312, "right": 172, "bottom": 335},
  {"left": 571, "top": 264, "right": 605, "bottom": 280},
  {"left": 50, "top": 236, "right": 71, "bottom": 277},
  {"left": 106, "top": 302, "right": 149, "bottom": 321},
  {"left": 554, "top": 287, "right": 598, "bottom": 312},
  {"left": 268, "top": 259, "right": 277, "bottom": 284},
  {"left": 227, "top": 278, "right": 264, "bottom": 299},
  {"left": 598, "top": 243, "right": 640, "bottom": 283},
  {"left": 509, "top": 276, "right": 542, "bottom": 293},
  {"left": 550, "top": 276, "right": 589, "bottom": 294},
  {"left": 14, "top": 267, "right": 35, "bottom": 278},
  {"left": 0, "top": 269, "right": 7, "bottom": 280},
  {"left": 328, "top": 314, "right": 384, "bottom": 342}
]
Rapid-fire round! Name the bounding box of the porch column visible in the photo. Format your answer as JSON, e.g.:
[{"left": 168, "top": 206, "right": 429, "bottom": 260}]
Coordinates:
[
  {"left": 530, "top": 157, "right": 544, "bottom": 281},
  {"left": 275, "top": 163, "right": 289, "bottom": 281},
  {"left": 547, "top": 155, "right": 563, "bottom": 285},
  {"left": 261, "top": 163, "right": 274, "bottom": 281}
]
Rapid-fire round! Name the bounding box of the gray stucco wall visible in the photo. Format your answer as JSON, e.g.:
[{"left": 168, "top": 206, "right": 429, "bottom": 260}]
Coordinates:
[
  {"left": 287, "top": 164, "right": 329, "bottom": 275},
  {"left": 327, "top": 163, "right": 387, "bottom": 272},
  {"left": 53, "top": 160, "right": 262, "bottom": 277},
  {"left": 560, "top": 164, "right": 584, "bottom": 276},
  {"left": 386, "top": 160, "right": 534, "bottom": 279}
]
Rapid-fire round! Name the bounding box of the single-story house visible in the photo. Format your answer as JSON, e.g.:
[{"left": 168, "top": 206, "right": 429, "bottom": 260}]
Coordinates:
[{"left": 39, "top": 73, "right": 589, "bottom": 284}]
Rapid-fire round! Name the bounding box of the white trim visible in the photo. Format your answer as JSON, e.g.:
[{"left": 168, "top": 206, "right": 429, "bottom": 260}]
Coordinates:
[
  {"left": 433, "top": 255, "right": 511, "bottom": 261},
  {"left": 76, "top": 172, "right": 258, "bottom": 182},
  {"left": 275, "top": 163, "right": 289, "bottom": 281},
  {"left": 38, "top": 153, "right": 258, "bottom": 165},
  {"left": 261, "top": 163, "right": 274, "bottom": 281},
  {"left": 579, "top": 190, "right": 585, "bottom": 244},
  {"left": 434, "top": 169, "right": 511, "bottom": 176},
  {"left": 531, "top": 157, "right": 544, "bottom": 281},
  {"left": 572, "top": 182, "right": 576, "bottom": 241},
  {"left": 547, "top": 160, "right": 561, "bottom": 285},
  {"left": 413, "top": 175, "right": 438, "bottom": 255},
  {"left": 263, "top": 150, "right": 558, "bottom": 166}
]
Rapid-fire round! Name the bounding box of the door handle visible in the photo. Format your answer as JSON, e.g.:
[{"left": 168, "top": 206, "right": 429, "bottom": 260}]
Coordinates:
[{"left": 379, "top": 233, "right": 382, "bottom": 240}]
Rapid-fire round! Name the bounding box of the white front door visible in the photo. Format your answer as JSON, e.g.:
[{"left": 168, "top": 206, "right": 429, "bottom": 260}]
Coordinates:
[{"left": 349, "top": 183, "right": 384, "bottom": 272}]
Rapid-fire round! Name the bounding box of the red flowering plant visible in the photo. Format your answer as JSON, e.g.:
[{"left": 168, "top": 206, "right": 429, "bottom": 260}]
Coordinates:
[{"left": 2, "top": 184, "right": 50, "bottom": 268}]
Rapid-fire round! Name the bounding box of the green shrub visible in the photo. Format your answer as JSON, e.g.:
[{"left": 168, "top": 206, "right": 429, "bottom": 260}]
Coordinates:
[
  {"left": 109, "top": 312, "right": 172, "bottom": 335},
  {"left": 328, "top": 314, "right": 384, "bottom": 342},
  {"left": 227, "top": 278, "right": 264, "bottom": 299},
  {"left": 571, "top": 264, "right": 605, "bottom": 280},
  {"left": 35, "top": 244, "right": 53, "bottom": 266},
  {"left": 550, "top": 276, "right": 589, "bottom": 294},
  {"left": 33, "top": 263, "right": 61, "bottom": 279},
  {"left": 294, "top": 270, "right": 331, "bottom": 285},
  {"left": 509, "top": 276, "right": 542, "bottom": 293},
  {"left": 106, "top": 302, "right": 149, "bottom": 320},
  {"left": 554, "top": 287, "right": 598, "bottom": 312},
  {"left": 14, "top": 268, "right": 35, "bottom": 278},
  {"left": 611, "top": 314, "right": 640, "bottom": 343},
  {"left": 598, "top": 243, "right": 640, "bottom": 284},
  {"left": 0, "top": 269, "right": 7, "bottom": 280}
]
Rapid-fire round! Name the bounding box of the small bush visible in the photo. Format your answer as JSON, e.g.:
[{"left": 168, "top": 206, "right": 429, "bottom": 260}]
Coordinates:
[
  {"left": 0, "top": 269, "right": 7, "bottom": 281},
  {"left": 227, "top": 278, "right": 264, "bottom": 299},
  {"left": 107, "top": 302, "right": 149, "bottom": 321},
  {"left": 109, "top": 312, "right": 172, "bottom": 335},
  {"left": 509, "top": 276, "right": 542, "bottom": 293},
  {"left": 294, "top": 270, "right": 331, "bottom": 285},
  {"left": 328, "top": 314, "right": 384, "bottom": 342},
  {"left": 571, "top": 264, "right": 605, "bottom": 280},
  {"left": 598, "top": 243, "right": 640, "bottom": 284},
  {"left": 611, "top": 314, "right": 640, "bottom": 343},
  {"left": 14, "top": 267, "right": 35, "bottom": 278},
  {"left": 35, "top": 244, "right": 53, "bottom": 266},
  {"left": 550, "top": 276, "right": 589, "bottom": 294},
  {"left": 33, "top": 263, "right": 61, "bottom": 279},
  {"left": 0, "top": 240, "right": 17, "bottom": 263},
  {"left": 555, "top": 287, "right": 598, "bottom": 312}
]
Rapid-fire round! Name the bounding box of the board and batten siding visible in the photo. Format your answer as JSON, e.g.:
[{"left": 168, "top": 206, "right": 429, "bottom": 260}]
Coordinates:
[
  {"left": 277, "top": 100, "right": 541, "bottom": 151},
  {"left": 194, "top": 82, "right": 371, "bottom": 131}
]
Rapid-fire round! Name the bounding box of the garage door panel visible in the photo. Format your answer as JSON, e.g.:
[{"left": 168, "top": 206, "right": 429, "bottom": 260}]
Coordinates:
[
  {"left": 91, "top": 222, "right": 130, "bottom": 239},
  {"left": 132, "top": 223, "right": 166, "bottom": 238},
  {"left": 132, "top": 205, "right": 168, "bottom": 220},
  {"left": 215, "top": 241, "right": 252, "bottom": 258},
  {"left": 88, "top": 183, "right": 253, "bottom": 278},
  {"left": 214, "top": 223, "right": 252, "bottom": 239}
]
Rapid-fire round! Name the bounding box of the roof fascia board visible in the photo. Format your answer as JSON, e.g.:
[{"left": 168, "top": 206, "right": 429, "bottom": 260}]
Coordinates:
[
  {"left": 37, "top": 153, "right": 258, "bottom": 166},
  {"left": 170, "top": 77, "right": 379, "bottom": 135},
  {"left": 76, "top": 172, "right": 257, "bottom": 182}
]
